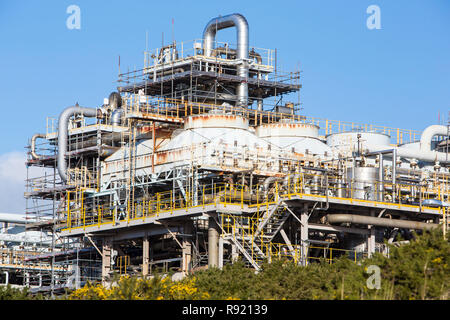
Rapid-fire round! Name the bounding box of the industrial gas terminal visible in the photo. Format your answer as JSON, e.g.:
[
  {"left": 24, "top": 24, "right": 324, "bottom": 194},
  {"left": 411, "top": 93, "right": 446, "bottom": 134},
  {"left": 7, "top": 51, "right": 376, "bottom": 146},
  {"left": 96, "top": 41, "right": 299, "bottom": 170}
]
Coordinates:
[{"left": 0, "top": 13, "right": 448, "bottom": 294}]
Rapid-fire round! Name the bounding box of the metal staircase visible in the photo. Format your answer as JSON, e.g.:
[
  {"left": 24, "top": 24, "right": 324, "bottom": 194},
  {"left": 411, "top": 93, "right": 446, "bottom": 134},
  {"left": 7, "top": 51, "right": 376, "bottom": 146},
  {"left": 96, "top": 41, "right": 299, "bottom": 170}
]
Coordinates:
[
  {"left": 219, "top": 199, "right": 292, "bottom": 270},
  {"left": 255, "top": 200, "right": 291, "bottom": 241}
]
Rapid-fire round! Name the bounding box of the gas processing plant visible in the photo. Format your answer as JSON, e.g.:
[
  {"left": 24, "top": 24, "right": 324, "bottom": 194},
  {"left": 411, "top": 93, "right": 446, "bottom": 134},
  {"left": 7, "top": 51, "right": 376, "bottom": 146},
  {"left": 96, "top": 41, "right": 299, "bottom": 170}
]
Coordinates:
[{"left": 1, "top": 13, "right": 448, "bottom": 293}]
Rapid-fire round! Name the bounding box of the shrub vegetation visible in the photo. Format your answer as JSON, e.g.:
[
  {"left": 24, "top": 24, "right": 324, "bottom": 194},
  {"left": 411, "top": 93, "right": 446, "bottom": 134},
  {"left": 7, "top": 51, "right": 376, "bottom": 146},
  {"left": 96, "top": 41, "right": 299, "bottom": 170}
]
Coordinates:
[{"left": 2, "top": 228, "right": 448, "bottom": 300}]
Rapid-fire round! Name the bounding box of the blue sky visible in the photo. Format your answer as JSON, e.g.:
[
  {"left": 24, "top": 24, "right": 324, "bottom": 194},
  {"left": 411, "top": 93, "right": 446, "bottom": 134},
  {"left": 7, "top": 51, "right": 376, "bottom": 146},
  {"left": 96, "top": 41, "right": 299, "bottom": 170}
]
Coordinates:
[{"left": 0, "top": 0, "right": 449, "bottom": 213}]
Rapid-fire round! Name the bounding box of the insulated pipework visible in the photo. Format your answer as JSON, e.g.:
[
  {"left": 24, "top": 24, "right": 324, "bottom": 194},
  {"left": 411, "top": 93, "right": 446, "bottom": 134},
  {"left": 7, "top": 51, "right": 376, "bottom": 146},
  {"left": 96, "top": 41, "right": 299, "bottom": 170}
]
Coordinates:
[
  {"left": 108, "top": 91, "right": 124, "bottom": 126},
  {"left": 30, "top": 133, "right": 47, "bottom": 160},
  {"left": 203, "top": 13, "right": 249, "bottom": 107},
  {"left": 57, "top": 105, "right": 98, "bottom": 183}
]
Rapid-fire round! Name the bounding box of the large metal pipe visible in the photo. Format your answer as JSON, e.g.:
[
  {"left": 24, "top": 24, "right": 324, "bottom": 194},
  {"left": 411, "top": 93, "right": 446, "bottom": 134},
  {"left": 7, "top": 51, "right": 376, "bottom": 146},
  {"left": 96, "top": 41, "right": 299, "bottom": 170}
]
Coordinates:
[
  {"left": 263, "top": 176, "right": 283, "bottom": 192},
  {"left": 30, "top": 133, "right": 46, "bottom": 160},
  {"left": 367, "top": 125, "right": 450, "bottom": 163},
  {"left": 327, "top": 214, "right": 438, "bottom": 230},
  {"left": 108, "top": 92, "right": 122, "bottom": 110},
  {"left": 203, "top": 13, "right": 249, "bottom": 107},
  {"left": 378, "top": 153, "right": 384, "bottom": 201},
  {"left": 208, "top": 217, "right": 219, "bottom": 267},
  {"left": 111, "top": 109, "right": 124, "bottom": 126},
  {"left": 109, "top": 91, "right": 124, "bottom": 126},
  {"left": 420, "top": 125, "right": 449, "bottom": 152},
  {"left": 57, "top": 105, "right": 98, "bottom": 183},
  {"left": 0, "top": 213, "right": 28, "bottom": 224}
]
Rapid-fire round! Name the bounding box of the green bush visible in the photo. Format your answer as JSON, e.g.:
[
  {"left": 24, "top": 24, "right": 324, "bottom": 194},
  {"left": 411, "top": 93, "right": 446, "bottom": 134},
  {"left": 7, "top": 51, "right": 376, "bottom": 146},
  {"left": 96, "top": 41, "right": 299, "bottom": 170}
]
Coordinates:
[
  {"left": 3, "top": 228, "right": 448, "bottom": 300},
  {"left": 0, "top": 284, "right": 34, "bottom": 300},
  {"left": 192, "top": 228, "right": 450, "bottom": 300},
  {"left": 363, "top": 229, "right": 450, "bottom": 299}
]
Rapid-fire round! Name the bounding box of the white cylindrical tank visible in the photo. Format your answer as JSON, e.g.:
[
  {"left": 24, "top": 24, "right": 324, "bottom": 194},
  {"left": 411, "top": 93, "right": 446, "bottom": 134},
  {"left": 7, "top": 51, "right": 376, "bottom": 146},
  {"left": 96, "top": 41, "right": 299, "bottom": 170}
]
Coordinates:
[
  {"left": 184, "top": 114, "right": 249, "bottom": 130},
  {"left": 255, "top": 122, "right": 330, "bottom": 156},
  {"left": 161, "top": 113, "right": 269, "bottom": 151},
  {"left": 327, "top": 131, "right": 391, "bottom": 155},
  {"left": 347, "top": 166, "right": 379, "bottom": 201}
]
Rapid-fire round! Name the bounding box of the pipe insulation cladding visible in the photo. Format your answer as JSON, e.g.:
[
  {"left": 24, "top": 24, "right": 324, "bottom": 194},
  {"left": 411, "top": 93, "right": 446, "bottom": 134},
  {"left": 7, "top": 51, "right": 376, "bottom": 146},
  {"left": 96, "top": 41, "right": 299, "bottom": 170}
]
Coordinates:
[
  {"left": 57, "top": 105, "right": 98, "bottom": 183},
  {"left": 363, "top": 124, "right": 450, "bottom": 164},
  {"left": 30, "top": 133, "right": 47, "bottom": 160},
  {"left": 202, "top": 13, "right": 249, "bottom": 107},
  {"left": 327, "top": 214, "right": 438, "bottom": 230}
]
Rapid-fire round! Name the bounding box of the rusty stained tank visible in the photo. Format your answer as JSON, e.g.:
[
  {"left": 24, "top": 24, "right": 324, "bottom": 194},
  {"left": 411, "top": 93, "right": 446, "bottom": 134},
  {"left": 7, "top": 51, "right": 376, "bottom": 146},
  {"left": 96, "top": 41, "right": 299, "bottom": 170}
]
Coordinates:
[
  {"left": 100, "top": 113, "right": 281, "bottom": 185},
  {"left": 159, "top": 113, "right": 273, "bottom": 152},
  {"left": 255, "top": 121, "right": 331, "bottom": 157},
  {"left": 326, "top": 131, "right": 391, "bottom": 156}
]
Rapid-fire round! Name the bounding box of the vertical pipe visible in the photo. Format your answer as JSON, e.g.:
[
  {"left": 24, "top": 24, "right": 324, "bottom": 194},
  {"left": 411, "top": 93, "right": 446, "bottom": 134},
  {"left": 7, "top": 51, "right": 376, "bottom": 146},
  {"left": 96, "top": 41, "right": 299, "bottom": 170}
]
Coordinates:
[
  {"left": 182, "top": 222, "right": 192, "bottom": 275},
  {"left": 392, "top": 149, "right": 397, "bottom": 202},
  {"left": 208, "top": 216, "right": 219, "bottom": 267},
  {"left": 57, "top": 105, "right": 98, "bottom": 183},
  {"left": 367, "top": 210, "right": 376, "bottom": 258},
  {"left": 30, "top": 133, "right": 46, "bottom": 160},
  {"left": 152, "top": 122, "right": 156, "bottom": 173},
  {"left": 378, "top": 153, "right": 384, "bottom": 202},
  {"left": 218, "top": 237, "right": 224, "bottom": 269},
  {"left": 142, "top": 235, "right": 149, "bottom": 277},
  {"left": 202, "top": 14, "right": 249, "bottom": 107},
  {"left": 300, "top": 203, "right": 309, "bottom": 266},
  {"left": 257, "top": 99, "right": 263, "bottom": 111},
  {"left": 102, "top": 238, "right": 113, "bottom": 286}
]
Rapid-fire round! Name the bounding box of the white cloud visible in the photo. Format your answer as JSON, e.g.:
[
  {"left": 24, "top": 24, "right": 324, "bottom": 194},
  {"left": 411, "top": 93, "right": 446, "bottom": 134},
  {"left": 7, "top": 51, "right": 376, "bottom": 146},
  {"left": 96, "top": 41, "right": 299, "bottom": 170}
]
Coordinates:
[
  {"left": 0, "top": 151, "right": 27, "bottom": 182},
  {"left": 0, "top": 151, "right": 49, "bottom": 214},
  {"left": 0, "top": 151, "right": 27, "bottom": 213}
]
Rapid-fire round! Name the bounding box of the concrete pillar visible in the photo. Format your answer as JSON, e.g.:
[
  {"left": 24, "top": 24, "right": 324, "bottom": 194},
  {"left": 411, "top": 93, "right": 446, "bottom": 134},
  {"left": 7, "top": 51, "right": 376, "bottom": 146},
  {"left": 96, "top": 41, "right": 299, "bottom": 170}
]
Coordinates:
[
  {"left": 218, "top": 237, "right": 224, "bottom": 269},
  {"left": 300, "top": 204, "right": 309, "bottom": 266},
  {"left": 367, "top": 210, "right": 376, "bottom": 257},
  {"left": 142, "top": 235, "right": 149, "bottom": 277},
  {"left": 231, "top": 243, "right": 239, "bottom": 262},
  {"left": 367, "top": 227, "right": 376, "bottom": 257},
  {"left": 24, "top": 273, "right": 30, "bottom": 287},
  {"left": 208, "top": 216, "right": 219, "bottom": 268},
  {"left": 182, "top": 222, "right": 192, "bottom": 275},
  {"left": 74, "top": 265, "right": 80, "bottom": 289},
  {"left": 102, "top": 237, "right": 113, "bottom": 286}
]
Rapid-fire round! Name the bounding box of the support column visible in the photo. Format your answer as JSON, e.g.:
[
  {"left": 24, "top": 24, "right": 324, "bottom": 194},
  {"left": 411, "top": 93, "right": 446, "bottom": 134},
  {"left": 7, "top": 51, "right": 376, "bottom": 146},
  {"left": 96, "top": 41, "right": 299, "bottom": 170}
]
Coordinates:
[
  {"left": 142, "top": 234, "right": 149, "bottom": 277},
  {"left": 102, "top": 237, "right": 113, "bottom": 286},
  {"left": 367, "top": 227, "right": 376, "bottom": 257},
  {"left": 208, "top": 216, "right": 219, "bottom": 268},
  {"left": 378, "top": 153, "right": 384, "bottom": 202},
  {"left": 182, "top": 222, "right": 193, "bottom": 275},
  {"left": 218, "top": 237, "right": 224, "bottom": 269},
  {"left": 231, "top": 243, "right": 239, "bottom": 262},
  {"left": 367, "top": 210, "right": 376, "bottom": 257},
  {"left": 300, "top": 204, "right": 309, "bottom": 266}
]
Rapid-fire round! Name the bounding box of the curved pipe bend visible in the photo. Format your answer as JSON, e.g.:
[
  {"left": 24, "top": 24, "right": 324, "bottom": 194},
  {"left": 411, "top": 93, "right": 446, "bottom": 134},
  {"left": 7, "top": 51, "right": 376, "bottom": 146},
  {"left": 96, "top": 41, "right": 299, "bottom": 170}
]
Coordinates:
[
  {"left": 203, "top": 13, "right": 249, "bottom": 107},
  {"left": 111, "top": 109, "right": 124, "bottom": 126},
  {"left": 263, "top": 176, "right": 283, "bottom": 192},
  {"left": 203, "top": 13, "right": 249, "bottom": 59},
  {"left": 30, "top": 133, "right": 47, "bottom": 160},
  {"left": 57, "top": 105, "right": 98, "bottom": 183},
  {"left": 367, "top": 124, "right": 450, "bottom": 164}
]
